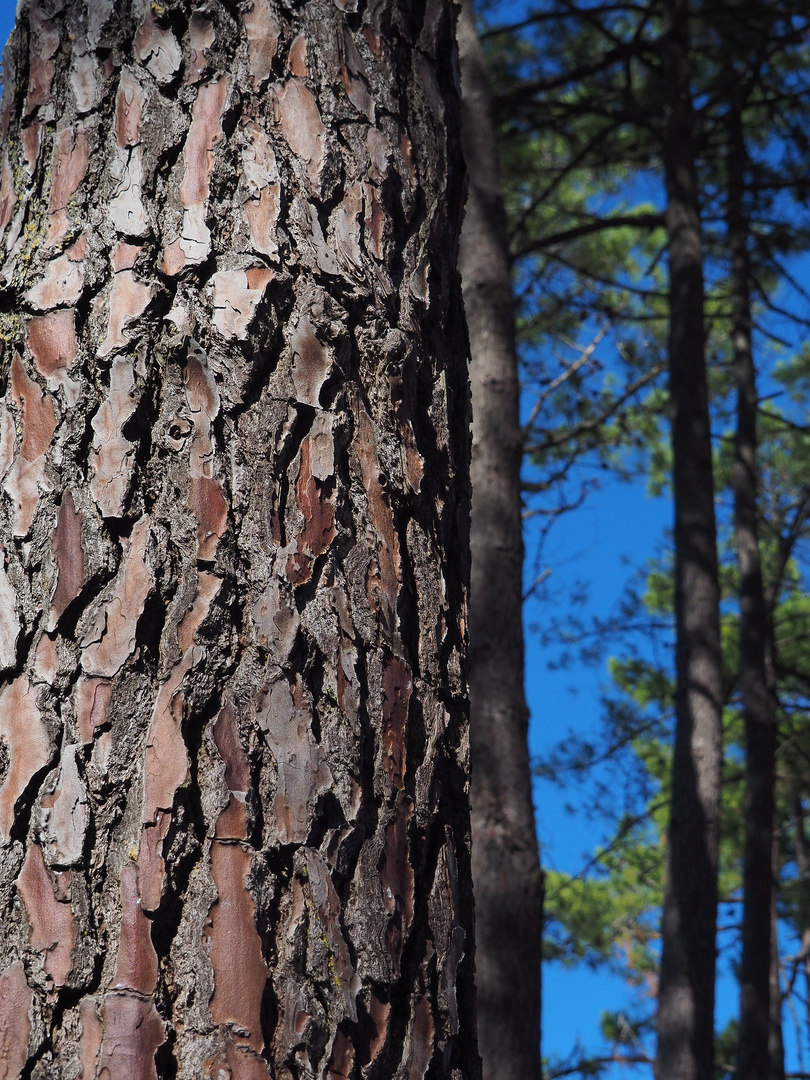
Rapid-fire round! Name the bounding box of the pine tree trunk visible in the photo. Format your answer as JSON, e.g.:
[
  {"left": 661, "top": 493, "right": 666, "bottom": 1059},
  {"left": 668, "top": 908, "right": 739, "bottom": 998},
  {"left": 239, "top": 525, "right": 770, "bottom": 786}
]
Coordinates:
[
  {"left": 769, "top": 829, "right": 785, "bottom": 1080},
  {"left": 727, "top": 97, "right": 780, "bottom": 1080},
  {"left": 654, "top": 2, "right": 724, "bottom": 1078},
  {"left": 457, "top": 4, "right": 543, "bottom": 1080},
  {"left": 792, "top": 797, "right": 810, "bottom": 1056},
  {"left": 0, "top": 3, "right": 478, "bottom": 1078}
]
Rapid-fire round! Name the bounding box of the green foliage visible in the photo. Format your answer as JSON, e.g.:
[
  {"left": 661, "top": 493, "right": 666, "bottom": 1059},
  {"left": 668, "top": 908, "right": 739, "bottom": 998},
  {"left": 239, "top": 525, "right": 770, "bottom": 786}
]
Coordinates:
[{"left": 714, "top": 1020, "right": 739, "bottom": 1080}]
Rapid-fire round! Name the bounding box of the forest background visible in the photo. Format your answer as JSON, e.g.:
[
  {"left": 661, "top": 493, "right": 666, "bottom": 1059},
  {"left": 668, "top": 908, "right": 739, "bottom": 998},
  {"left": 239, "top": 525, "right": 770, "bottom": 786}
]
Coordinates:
[
  {"left": 464, "top": 0, "right": 810, "bottom": 1077},
  {"left": 3, "top": 0, "right": 810, "bottom": 1077}
]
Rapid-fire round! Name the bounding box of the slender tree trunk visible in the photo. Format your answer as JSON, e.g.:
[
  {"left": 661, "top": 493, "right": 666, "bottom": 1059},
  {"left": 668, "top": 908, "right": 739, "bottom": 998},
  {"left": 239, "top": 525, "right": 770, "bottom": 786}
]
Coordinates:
[
  {"left": 0, "top": 3, "right": 478, "bottom": 1078},
  {"left": 456, "top": 5, "right": 543, "bottom": 1080},
  {"left": 655, "top": 2, "right": 724, "bottom": 1078},
  {"left": 769, "top": 827, "right": 785, "bottom": 1080},
  {"left": 728, "top": 97, "right": 780, "bottom": 1080},
  {"left": 792, "top": 797, "right": 810, "bottom": 1051}
]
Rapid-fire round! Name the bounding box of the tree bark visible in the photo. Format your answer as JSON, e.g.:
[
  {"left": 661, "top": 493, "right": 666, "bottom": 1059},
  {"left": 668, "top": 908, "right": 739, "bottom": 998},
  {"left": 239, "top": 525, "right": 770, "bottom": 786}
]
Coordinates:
[
  {"left": 457, "top": 5, "right": 544, "bottom": 1080},
  {"left": 727, "top": 96, "right": 780, "bottom": 1080},
  {"left": 654, "top": 2, "right": 724, "bottom": 1078},
  {"left": 0, "top": 3, "right": 478, "bottom": 1078}
]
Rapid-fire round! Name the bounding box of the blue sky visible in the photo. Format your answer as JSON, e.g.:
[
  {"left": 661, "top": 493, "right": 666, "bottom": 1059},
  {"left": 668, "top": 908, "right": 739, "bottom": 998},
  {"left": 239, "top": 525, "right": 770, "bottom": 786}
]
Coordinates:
[{"left": 524, "top": 460, "right": 672, "bottom": 1071}]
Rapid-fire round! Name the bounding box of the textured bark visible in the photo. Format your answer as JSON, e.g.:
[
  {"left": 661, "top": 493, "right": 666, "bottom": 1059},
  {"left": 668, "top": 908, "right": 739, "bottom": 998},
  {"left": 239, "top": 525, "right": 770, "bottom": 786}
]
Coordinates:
[
  {"left": 727, "top": 99, "right": 779, "bottom": 1080},
  {"left": 456, "top": 5, "right": 543, "bottom": 1080},
  {"left": 0, "top": 2, "right": 478, "bottom": 1078},
  {"left": 654, "top": 3, "right": 724, "bottom": 1079}
]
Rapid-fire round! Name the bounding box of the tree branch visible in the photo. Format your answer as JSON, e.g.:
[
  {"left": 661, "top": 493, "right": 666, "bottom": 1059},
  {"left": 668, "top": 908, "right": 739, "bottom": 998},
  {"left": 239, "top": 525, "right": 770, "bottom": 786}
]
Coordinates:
[
  {"left": 515, "top": 212, "right": 665, "bottom": 259},
  {"left": 527, "top": 360, "right": 666, "bottom": 453}
]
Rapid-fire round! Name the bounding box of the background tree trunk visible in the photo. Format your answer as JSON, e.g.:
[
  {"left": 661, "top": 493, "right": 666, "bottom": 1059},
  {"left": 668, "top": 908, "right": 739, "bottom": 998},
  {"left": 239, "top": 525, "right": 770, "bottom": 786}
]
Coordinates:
[
  {"left": 655, "top": 2, "right": 724, "bottom": 1078},
  {"left": 770, "top": 829, "right": 785, "bottom": 1080},
  {"left": 727, "top": 97, "right": 779, "bottom": 1080},
  {"left": 0, "top": 2, "right": 478, "bottom": 1078},
  {"left": 791, "top": 796, "right": 810, "bottom": 1055},
  {"left": 457, "top": 4, "right": 544, "bottom": 1080}
]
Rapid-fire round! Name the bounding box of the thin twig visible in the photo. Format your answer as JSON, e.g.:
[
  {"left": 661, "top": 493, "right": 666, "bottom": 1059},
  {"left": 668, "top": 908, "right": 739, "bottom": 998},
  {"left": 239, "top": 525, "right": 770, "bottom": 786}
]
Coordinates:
[{"left": 522, "top": 323, "right": 610, "bottom": 432}]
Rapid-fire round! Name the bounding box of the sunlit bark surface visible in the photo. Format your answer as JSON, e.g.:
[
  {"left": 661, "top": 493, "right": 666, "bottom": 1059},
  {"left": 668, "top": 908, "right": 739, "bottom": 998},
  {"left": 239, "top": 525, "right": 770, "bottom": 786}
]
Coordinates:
[{"left": 0, "top": 2, "right": 477, "bottom": 1077}]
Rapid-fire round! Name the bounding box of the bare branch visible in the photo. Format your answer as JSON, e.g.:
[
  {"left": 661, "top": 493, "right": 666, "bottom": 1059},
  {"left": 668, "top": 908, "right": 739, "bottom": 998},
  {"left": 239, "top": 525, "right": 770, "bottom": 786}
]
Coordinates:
[
  {"left": 522, "top": 322, "right": 610, "bottom": 433},
  {"left": 515, "top": 212, "right": 665, "bottom": 260},
  {"left": 528, "top": 360, "right": 666, "bottom": 453},
  {"left": 481, "top": 3, "right": 651, "bottom": 41},
  {"left": 497, "top": 39, "right": 651, "bottom": 106}
]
